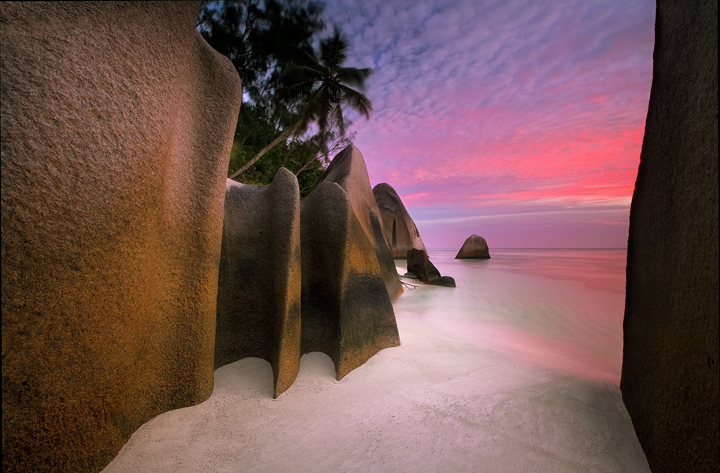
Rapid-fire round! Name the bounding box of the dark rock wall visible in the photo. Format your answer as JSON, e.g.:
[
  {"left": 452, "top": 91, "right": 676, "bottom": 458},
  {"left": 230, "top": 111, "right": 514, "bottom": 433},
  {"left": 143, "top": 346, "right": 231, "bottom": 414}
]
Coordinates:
[
  {"left": 621, "top": 1, "right": 718, "bottom": 472},
  {"left": 1, "top": 2, "right": 242, "bottom": 472},
  {"left": 373, "top": 183, "right": 427, "bottom": 259}
]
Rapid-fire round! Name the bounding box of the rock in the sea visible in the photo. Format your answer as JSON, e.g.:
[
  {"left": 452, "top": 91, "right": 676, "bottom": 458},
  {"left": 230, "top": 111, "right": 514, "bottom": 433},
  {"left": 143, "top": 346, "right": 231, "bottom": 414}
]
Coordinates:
[
  {"left": 216, "top": 170, "right": 302, "bottom": 398},
  {"left": 620, "top": 1, "right": 718, "bottom": 472},
  {"left": 0, "top": 3, "right": 242, "bottom": 472},
  {"left": 301, "top": 181, "right": 401, "bottom": 379},
  {"left": 406, "top": 248, "right": 442, "bottom": 282},
  {"left": 427, "top": 276, "right": 457, "bottom": 288},
  {"left": 317, "top": 145, "right": 403, "bottom": 301},
  {"left": 373, "top": 183, "right": 427, "bottom": 258},
  {"left": 455, "top": 234, "right": 491, "bottom": 259}
]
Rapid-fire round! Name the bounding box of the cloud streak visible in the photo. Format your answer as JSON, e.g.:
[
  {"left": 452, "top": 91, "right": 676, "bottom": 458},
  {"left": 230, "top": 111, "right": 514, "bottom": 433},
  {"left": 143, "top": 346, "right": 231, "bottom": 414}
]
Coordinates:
[{"left": 324, "top": 0, "right": 655, "bottom": 248}]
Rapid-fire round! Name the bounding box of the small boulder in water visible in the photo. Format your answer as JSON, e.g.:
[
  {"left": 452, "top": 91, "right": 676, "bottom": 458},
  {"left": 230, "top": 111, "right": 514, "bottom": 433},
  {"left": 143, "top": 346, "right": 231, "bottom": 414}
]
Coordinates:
[
  {"left": 406, "top": 249, "right": 455, "bottom": 287},
  {"left": 427, "top": 276, "right": 456, "bottom": 288},
  {"left": 455, "top": 235, "right": 491, "bottom": 259}
]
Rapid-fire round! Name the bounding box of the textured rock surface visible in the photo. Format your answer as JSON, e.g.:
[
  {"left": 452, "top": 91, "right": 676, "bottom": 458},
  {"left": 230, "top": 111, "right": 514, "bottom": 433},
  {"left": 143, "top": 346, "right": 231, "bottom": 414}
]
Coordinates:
[
  {"left": 317, "top": 145, "right": 403, "bottom": 301},
  {"left": 301, "top": 181, "right": 401, "bottom": 379},
  {"left": 455, "top": 234, "right": 491, "bottom": 259},
  {"left": 1, "top": 2, "right": 242, "bottom": 472},
  {"left": 216, "top": 170, "right": 301, "bottom": 398},
  {"left": 406, "top": 248, "right": 442, "bottom": 282},
  {"left": 373, "top": 183, "right": 427, "bottom": 258},
  {"left": 620, "top": 1, "right": 718, "bottom": 472}
]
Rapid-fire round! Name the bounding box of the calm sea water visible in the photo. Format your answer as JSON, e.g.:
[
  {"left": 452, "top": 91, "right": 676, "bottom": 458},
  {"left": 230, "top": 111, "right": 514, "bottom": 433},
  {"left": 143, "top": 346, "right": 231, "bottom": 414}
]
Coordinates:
[{"left": 394, "top": 248, "right": 628, "bottom": 386}]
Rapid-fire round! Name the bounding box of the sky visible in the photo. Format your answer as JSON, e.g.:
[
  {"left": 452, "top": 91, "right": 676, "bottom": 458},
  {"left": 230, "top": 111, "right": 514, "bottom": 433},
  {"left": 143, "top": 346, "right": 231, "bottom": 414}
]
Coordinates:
[{"left": 320, "top": 0, "right": 656, "bottom": 249}]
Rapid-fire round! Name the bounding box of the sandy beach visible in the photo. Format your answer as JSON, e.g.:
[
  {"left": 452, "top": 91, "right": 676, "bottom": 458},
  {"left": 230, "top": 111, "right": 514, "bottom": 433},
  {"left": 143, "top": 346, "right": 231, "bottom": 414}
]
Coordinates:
[{"left": 103, "top": 251, "right": 650, "bottom": 473}]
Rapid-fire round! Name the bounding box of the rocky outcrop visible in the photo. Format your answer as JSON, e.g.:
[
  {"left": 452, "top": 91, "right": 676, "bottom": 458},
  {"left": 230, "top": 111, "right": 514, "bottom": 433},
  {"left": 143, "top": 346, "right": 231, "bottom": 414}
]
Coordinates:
[
  {"left": 455, "top": 235, "right": 491, "bottom": 259},
  {"left": 620, "top": 1, "right": 718, "bottom": 472},
  {"left": 373, "top": 183, "right": 427, "bottom": 258},
  {"left": 406, "top": 249, "right": 456, "bottom": 287},
  {"left": 317, "top": 145, "right": 403, "bottom": 301},
  {"left": 216, "top": 170, "right": 302, "bottom": 398},
  {"left": 1, "top": 3, "right": 242, "bottom": 472},
  {"left": 301, "top": 181, "right": 401, "bottom": 379},
  {"left": 216, "top": 164, "right": 401, "bottom": 394}
]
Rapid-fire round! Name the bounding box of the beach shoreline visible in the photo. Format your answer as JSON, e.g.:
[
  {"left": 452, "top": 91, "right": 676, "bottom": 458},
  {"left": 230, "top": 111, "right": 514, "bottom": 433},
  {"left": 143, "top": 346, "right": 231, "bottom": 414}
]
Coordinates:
[{"left": 103, "top": 250, "right": 649, "bottom": 473}]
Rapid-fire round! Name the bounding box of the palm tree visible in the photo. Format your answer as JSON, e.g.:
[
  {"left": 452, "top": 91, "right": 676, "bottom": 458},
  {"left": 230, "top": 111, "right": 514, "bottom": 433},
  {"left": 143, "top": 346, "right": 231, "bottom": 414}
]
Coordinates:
[{"left": 229, "top": 26, "right": 372, "bottom": 179}]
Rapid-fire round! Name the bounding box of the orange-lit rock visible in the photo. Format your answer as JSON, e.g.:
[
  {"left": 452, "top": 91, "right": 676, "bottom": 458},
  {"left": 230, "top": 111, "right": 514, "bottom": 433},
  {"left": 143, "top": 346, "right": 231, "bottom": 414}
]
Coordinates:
[
  {"left": 317, "top": 145, "right": 403, "bottom": 301},
  {"left": 300, "top": 180, "right": 401, "bottom": 379},
  {"left": 0, "top": 2, "right": 242, "bottom": 472}
]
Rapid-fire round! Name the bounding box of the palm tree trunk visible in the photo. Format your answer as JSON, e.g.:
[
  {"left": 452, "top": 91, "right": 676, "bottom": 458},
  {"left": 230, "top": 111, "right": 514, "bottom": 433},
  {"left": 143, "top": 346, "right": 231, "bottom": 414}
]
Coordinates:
[{"left": 228, "top": 121, "right": 301, "bottom": 180}]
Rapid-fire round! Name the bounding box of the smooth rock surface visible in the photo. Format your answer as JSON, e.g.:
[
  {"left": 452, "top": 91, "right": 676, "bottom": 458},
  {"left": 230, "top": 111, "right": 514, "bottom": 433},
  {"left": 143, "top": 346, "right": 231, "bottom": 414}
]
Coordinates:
[
  {"left": 216, "top": 170, "right": 302, "bottom": 399},
  {"left": 300, "top": 181, "right": 401, "bottom": 379},
  {"left": 1, "top": 2, "right": 242, "bottom": 472},
  {"left": 317, "top": 145, "right": 403, "bottom": 301},
  {"left": 373, "top": 183, "right": 427, "bottom": 258},
  {"left": 455, "top": 234, "right": 491, "bottom": 259},
  {"left": 621, "top": 1, "right": 718, "bottom": 472}
]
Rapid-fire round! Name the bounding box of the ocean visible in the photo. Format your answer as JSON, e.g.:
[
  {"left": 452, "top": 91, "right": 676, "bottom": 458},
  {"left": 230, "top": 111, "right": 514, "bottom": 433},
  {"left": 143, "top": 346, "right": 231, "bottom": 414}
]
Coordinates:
[{"left": 396, "top": 248, "right": 628, "bottom": 386}]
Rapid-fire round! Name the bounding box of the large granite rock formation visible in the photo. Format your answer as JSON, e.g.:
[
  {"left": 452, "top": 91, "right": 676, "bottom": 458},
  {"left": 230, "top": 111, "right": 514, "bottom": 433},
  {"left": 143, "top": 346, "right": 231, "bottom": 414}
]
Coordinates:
[
  {"left": 216, "top": 160, "right": 401, "bottom": 394},
  {"left": 373, "top": 183, "right": 427, "bottom": 258},
  {"left": 317, "top": 145, "right": 403, "bottom": 301},
  {"left": 301, "top": 181, "right": 401, "bottom": 379},
  {"left": 455, "top": 234, "right": 491, "bottom": 259},
  {"left": 620, "top": 1, "right": 718, "bottom": 472},
  {"left": 1, "top": 3, "right": 242, "bottom": 472},
  {"left": 216, "top": 170, "right": 302, "bottom": 398}
]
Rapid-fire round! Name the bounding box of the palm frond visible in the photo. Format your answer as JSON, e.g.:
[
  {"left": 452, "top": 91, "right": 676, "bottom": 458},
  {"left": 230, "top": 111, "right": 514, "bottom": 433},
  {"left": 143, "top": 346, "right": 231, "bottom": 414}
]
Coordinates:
[
  {"left": 320, "top": 26, "right": 348, "bottom": 70},
  {"left": 339, "top": 85, "right": 372, "bottom": 118},
  {"left": 338, "top": 67, "right": 372, "bottom": 90}
]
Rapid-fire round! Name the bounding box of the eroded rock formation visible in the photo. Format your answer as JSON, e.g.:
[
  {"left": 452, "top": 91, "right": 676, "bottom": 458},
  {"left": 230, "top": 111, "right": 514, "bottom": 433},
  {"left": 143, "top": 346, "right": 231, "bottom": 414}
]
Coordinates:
[
  {"left": 373, "top": 183, "right": 427, "bottom": 258},
  {"left": 301, "top": 181, "right": 401, "bottom": 379},
  {"left": 216, "top": 170, "right": 302, "bottom": 398},
  {"left": 455, "top": 234, "right": 491, "bottom": 259},
  {"left": 216, "top": 151, "right": 402, "bottom": 395},
  {"left": 621, "top": 1, "right": 718, "bottom": 472},
  {"left": 317, "top": 145, "right": 403, "bottom": 301},
  {"left": 1, "top": 2, "right": 242, "bottom": 472}
]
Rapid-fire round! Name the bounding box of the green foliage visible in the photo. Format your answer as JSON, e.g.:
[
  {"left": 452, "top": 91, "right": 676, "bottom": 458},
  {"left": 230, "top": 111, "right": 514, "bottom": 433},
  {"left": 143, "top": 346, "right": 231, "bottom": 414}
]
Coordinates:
[
  {"left": 230, "top": 103, "right": 330, "bottom": 197},
  {"left": 198, "top": 1, "right": 371, "bottom": 195}
]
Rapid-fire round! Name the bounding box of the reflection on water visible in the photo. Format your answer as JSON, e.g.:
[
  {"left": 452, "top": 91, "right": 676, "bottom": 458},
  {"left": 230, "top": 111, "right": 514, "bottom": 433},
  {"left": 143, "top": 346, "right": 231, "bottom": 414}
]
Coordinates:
[{"left": 394, "top": 249, "right": 628, "bottom": 386}]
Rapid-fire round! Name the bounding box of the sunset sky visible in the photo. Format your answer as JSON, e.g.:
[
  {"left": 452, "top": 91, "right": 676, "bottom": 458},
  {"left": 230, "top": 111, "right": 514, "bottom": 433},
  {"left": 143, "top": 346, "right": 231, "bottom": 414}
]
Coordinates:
[{"left": 322, "top": 0, "right": 656, "bottom": 249}]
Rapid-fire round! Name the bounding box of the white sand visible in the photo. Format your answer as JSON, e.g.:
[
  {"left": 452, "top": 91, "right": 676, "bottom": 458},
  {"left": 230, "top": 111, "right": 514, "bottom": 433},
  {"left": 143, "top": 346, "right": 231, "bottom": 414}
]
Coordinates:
[{"left": 103, "top": 252, "right": 649, "bottom": 472}]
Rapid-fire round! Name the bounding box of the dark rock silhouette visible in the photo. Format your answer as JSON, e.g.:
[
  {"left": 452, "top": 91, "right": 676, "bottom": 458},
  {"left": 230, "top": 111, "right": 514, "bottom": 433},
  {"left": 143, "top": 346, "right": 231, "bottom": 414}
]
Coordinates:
[
  {"left": 1, "top": 2, "right": 242, "bottom": 472},
  {"left": 455, "top": 235, "right": 491, "bottom": 259},
  {"left": 215, "top": 169, "right": 302, "bottom": 398},
  {"left": 621, "top": 1, "right": 718, "bottom": 472},
  {"left": 406, "top": 249, "right": 456, "bottom": 287},
  {"left": 407, "top": 248, "right": 442, "bottom": 281},
  {"left": 373, "top": 183, "right": 427, "bottom": 258},
  {"left": 317, "top": 145, "right": 403, "bottom": 301}
]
